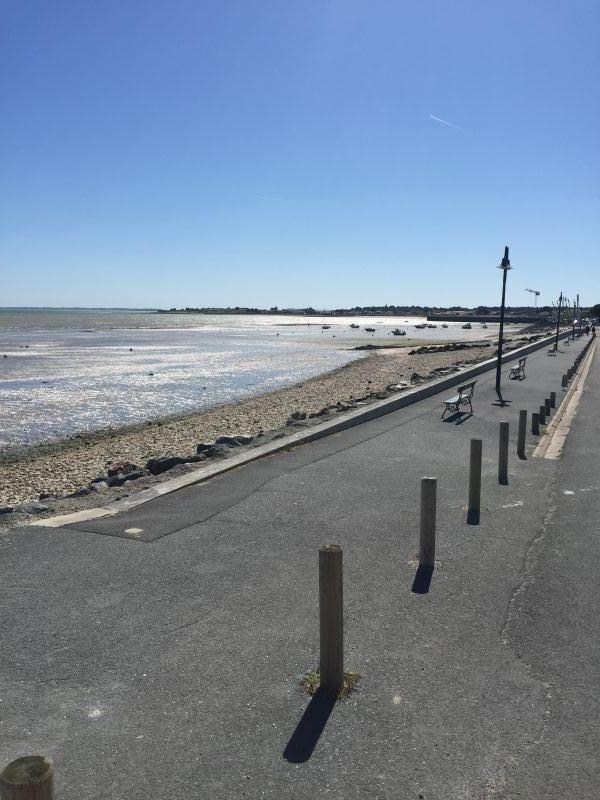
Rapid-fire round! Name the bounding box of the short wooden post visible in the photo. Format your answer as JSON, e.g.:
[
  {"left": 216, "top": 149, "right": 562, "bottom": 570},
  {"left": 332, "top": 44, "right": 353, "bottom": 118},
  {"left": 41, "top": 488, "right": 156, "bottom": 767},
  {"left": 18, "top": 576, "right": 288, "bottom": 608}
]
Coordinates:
[
  {"left": 544, "top": 398, "right": 552, "bottom": 416},
  {"left": 550, "top": 391, "right": 556, "bottom": 408},
  {"left": 532, "top": 412, "right": 540, "bottom": 435},
  {"left": 0, "top": 756, "right": 54, "bottom": 800},
  {"left": 561, "top": 374, "right": 568, "bottom": 388},
  {"left": 498, "top": 421, "right": 509, "bottom": 485},
  {"left": 319, "top": 544, "right": 343, "bottom": 696},
  {"left": 467, "top": 440, "right": 482, "bottom": 524},
  {"left": 517, "top": 410, "right": 527, "bottom": 458},
  {"left": 419, "top": 477, "right": 437, "bottom": 567},
  {"left": 539, "top": 404, "right": 546, "bottom": 425}
]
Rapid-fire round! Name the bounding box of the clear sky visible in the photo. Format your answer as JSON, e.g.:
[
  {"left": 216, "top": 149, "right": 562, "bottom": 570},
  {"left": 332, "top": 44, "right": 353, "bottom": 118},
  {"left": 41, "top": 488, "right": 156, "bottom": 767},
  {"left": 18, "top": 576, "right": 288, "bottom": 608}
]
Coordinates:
[{"left": 2, "top": 1, "right": 598, "bottom": 309}]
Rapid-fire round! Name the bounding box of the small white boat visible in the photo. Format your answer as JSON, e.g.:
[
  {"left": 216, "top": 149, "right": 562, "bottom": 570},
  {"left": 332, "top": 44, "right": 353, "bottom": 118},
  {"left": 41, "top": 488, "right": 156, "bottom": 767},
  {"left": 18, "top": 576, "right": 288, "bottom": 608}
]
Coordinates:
[
  {"left": 414, "top": 323, "right": 426, "bottom": 329},
  {"left": 349, "top": 323, "right": 360, "bottom": 329},
  {"left": 392, "top": 328, "right": 406, "bottom": 336},
  {"left": 482, "top": 323, "right": 488, "bottom": 329},
  {"left": 442, "top": 323, "right": 448, "bottom": 328}
]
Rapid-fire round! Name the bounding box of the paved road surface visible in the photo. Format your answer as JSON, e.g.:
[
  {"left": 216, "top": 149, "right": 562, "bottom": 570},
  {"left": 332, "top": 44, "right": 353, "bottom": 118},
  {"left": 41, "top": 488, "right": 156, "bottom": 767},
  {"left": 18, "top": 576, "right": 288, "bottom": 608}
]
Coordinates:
[{"left": 1, "top": 336, "right": 597, "bottom": 799}]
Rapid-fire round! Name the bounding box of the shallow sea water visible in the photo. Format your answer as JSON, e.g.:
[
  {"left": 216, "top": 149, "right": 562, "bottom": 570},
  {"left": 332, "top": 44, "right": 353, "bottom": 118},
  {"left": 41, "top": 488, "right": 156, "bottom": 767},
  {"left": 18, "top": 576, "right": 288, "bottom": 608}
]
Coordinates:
[{"left": 0, "top": 309, "right": 497, "bottom": 450}]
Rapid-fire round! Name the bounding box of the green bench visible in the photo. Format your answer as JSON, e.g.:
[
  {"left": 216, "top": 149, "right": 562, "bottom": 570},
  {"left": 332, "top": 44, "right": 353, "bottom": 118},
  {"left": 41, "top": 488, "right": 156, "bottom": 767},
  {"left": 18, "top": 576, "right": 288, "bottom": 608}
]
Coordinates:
[
  {"left": 442, "top": 380, "right": 476, "bottom": 419},
  {"left": 509, "top": 356, "right": 527, "bottom": 379}
]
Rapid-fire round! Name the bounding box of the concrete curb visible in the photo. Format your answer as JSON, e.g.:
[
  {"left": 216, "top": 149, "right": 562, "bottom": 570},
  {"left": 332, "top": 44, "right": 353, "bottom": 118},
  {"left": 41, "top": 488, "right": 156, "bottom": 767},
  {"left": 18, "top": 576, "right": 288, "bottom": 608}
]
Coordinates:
[
  {"left": 534, "top": 336, "right": 596, "bottom": 459},
  {"left": 34, "top": 329, "right": 575, "bottom": 528}
]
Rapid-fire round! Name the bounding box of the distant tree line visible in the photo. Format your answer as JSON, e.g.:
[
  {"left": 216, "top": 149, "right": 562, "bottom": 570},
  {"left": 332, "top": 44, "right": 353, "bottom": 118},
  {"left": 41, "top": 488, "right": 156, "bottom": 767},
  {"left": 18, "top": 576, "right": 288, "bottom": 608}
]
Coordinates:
[{"left": 157, "top": 304, "right": 572, "bottom": 316}]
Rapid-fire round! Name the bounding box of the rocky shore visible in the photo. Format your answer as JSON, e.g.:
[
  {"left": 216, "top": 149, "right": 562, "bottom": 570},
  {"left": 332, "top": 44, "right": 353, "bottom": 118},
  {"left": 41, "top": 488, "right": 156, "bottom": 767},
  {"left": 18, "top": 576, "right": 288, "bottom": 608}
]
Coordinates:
[{"left": 0, "top": 333, "right": 545, "bottom": 526}]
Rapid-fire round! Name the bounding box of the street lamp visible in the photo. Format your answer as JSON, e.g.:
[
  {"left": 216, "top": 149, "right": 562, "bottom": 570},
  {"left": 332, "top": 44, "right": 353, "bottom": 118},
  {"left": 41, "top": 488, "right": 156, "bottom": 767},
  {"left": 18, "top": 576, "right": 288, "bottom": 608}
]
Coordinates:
[{"left": 495, "top": 245, "right": 512, "bottom": 392}]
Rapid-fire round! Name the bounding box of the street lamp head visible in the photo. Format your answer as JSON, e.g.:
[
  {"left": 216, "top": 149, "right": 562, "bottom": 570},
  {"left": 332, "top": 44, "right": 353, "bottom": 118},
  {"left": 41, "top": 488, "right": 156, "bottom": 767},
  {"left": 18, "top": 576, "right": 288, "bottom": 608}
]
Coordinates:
[{"left": 498, "top": 245, "right": 512, "bottom": 270}]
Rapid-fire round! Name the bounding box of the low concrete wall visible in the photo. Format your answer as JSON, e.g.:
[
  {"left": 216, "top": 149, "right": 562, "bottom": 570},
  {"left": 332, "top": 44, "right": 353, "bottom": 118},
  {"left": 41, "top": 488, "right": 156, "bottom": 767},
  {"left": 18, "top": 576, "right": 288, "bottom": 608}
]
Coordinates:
[
  {"left": 297, "top": 329, "right": 574, "bottom": 444},
  {"left": 36, "top": 330, "right": 577, "bottom": 527}
]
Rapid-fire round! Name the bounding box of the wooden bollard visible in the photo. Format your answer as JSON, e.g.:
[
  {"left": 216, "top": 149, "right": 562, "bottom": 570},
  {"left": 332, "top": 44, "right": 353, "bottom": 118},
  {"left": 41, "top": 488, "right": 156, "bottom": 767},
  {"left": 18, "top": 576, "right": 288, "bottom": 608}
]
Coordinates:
[
  {"left": 544, "top": 398, "right": 552, "bottom": 416},
  {"left": 498, "top": 421, "right": 509, "bottom": 485},
  {"left": 517, "top": 410, "right": 527, "bottom": 459},
  {"left": 467, "top": 439, "right": 482, "bottom": 524},
  {"left": 539, "top": 404, "right": 546, "bottom": 425},
  {"left": 419, "top": 477, "right": 437, "bottom": 567},
  {"left": 319, "top": 544, "right": 343, "bottom": 696},
  {"left": 532, "top": 412, "right": 540, "bottom": 435},
  {"left": 550, "top": 391, "right": 556, "bottom": 408},
  {"left": 0, "top": 756, "right": 54, "bottom": 800},
  {"left": 561, "top": 374, "right": 568, "bottom": 388}
]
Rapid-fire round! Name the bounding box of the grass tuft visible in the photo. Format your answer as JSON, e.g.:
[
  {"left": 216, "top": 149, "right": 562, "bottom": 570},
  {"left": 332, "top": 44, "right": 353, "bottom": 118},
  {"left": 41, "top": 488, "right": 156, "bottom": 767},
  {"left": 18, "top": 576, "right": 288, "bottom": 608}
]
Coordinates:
[{"left": 300, "top": 668, "right": 361, "bottom": 699}]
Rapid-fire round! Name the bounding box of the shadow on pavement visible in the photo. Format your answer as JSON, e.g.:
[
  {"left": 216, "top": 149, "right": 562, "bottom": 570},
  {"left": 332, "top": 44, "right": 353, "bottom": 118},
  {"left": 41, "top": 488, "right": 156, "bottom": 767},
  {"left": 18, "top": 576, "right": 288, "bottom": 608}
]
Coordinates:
[
  {"left": 411, "top": 564, "right": 433, "bottom": 594},
  {"left": 442, "top": 411, "right": 473, "bottom": 426},
  {"left": 492, "top": 388, "right": 512, "bottom": 407},
  {"left": 283, "top": 688, "right": 336, "bottom": 763}
]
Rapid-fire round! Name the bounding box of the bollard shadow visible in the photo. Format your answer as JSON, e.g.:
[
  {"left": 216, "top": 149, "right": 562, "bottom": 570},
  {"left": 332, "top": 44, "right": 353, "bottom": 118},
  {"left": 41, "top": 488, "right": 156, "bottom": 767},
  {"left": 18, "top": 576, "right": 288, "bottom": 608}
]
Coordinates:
[
  {"left": 411, "top": 564, "right": 434, "bottom": 594},
  {"left": 442, "top": 411, "right": 473, "bottom": 425},
  {"left": 283, "top": 688, "right": 336, "bottom": 763}
]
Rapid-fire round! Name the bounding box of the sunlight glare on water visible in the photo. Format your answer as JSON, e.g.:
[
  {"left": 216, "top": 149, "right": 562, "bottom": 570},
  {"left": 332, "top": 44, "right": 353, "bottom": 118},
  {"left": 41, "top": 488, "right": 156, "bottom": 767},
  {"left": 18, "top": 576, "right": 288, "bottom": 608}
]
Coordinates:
[{"left": 0, "top": 309, "right": 496, "bottom": 450}]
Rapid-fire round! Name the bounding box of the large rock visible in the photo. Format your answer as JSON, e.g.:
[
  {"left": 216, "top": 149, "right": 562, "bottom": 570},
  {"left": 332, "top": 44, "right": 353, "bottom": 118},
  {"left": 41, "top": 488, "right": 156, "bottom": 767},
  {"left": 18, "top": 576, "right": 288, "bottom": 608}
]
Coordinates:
[
  {"left": 215, "top": 436, "right": 242, "bottom": 447},
  {"left": 123, "top": 469, "right": 145, "bottom": 483},
  {"left": 203, "top": 443, "right": 232, "bottom": 458},
  {"left": 233, "top": 434, "right": 254, "bottom": 445},
  {"left": 107, "top": 460, "right": 138, "bottom": 477},
  {"left": 0, "top": 505, "right": 14, "bottom": 515},
  {"left": 69, "top": 487, "right": 92, "bottom": 497},
  {"left": 146, "top": 456, "right": 186, "bottom": 476},
  {"left": 106, "top": 473, "right": 127, "bottom": 487},
  {"left": 18, "top": 502, "right": 50, "bottom": 514}
]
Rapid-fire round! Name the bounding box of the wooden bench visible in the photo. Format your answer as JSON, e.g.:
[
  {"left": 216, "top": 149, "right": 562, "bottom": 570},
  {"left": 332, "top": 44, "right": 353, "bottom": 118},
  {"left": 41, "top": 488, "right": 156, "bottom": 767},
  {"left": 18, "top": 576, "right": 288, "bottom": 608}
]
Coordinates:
[
  {"left": 509, "top": 356, "right": 527, "bottom": 380},
  {"left": 442, "top": 380, "right": 476, "bottom": 419}
]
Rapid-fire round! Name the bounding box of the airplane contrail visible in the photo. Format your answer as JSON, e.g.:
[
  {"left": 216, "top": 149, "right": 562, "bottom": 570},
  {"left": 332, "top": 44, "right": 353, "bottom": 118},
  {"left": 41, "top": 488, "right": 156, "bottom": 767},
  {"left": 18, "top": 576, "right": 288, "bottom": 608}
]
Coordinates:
[{"left": 429, "top": 114, "right": 460, "bottom": 129}]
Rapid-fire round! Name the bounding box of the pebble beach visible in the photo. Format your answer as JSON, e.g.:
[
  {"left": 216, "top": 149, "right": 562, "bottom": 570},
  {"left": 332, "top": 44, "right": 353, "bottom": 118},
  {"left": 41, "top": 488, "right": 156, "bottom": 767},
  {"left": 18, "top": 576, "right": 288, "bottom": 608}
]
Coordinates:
[{"left": 0, "top": 344, "right": 495, "bottom": 510}]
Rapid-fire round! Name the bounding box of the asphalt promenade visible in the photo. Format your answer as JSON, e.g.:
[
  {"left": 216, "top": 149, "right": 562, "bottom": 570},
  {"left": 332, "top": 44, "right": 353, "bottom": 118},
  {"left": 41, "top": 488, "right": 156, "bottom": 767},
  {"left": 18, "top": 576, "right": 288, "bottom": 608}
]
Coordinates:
[{"left": 1, "top": 335, "right": 597, "bottom": 799}]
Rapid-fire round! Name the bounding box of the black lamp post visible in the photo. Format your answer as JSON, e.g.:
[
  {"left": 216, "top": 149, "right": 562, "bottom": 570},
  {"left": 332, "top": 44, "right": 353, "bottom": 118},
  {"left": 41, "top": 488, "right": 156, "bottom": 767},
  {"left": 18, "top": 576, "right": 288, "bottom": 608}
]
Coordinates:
[
  {"left": 554, "top": 292, "right": 563, "bottom": 351},
  {"left": 495, "top": 245, "right": 512, "bottom": 392}
]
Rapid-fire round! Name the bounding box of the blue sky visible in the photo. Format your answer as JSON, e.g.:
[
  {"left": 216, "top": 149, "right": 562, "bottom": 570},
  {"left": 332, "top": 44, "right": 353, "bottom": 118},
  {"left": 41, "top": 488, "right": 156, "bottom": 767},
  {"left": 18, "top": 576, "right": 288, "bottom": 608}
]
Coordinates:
[{"left": 2, "top": 1, "right": 598, "bottom": 309}]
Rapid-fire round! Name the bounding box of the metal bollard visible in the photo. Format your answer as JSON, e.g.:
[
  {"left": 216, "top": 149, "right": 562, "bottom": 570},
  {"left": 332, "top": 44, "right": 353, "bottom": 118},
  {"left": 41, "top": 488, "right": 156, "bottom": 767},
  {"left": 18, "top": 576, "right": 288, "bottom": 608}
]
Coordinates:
[
  {"left": 550, "top": 391, "right": 556, "bottom": 408},
  {"left": 545, "top": 398, "right": 552, "bottom": 416},
  {"left": 539, "top": 405, "right": 546, "bottom": 425},
  {"left": 498, "top": 421, "right": 509, "bottom": 485},
  {"left": 467, "top": 439, "right": 482, "bottom": 524},
  {"left": 319, "top": 545, "right": 343, "bottom": 696},
  {"left": 419, "top": 477, "right": 437, "bottom": 568},
  {"left": 0, "top": 756, "right": 54, "bottom": 800},
  {"left": 517, "top": 410, "right": 527, "bottom": 459},
  {"left": 562, "top": 374, "right": 568, "bottom": 388},
  {"left": 532, "top": 412, "right": 540, "bottom": 435}
]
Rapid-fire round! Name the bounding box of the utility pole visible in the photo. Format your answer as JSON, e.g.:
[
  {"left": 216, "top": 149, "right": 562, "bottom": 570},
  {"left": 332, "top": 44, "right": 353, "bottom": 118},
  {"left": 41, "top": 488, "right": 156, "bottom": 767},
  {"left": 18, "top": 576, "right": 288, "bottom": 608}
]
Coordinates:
[
  {"left": 554, "top": 292, "right": 563, "bottom": 351},
  {"left": 495, "top": 246, "right": 512, "bottom": 392}
]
